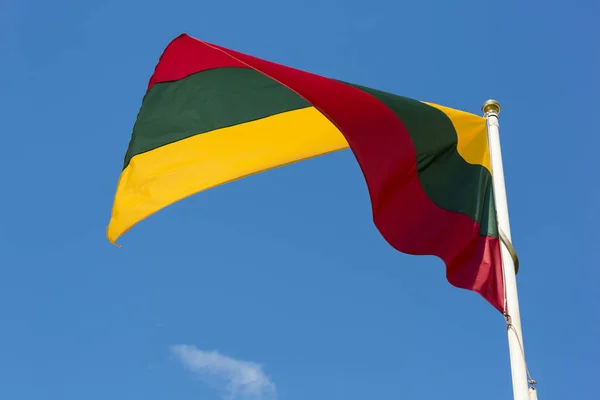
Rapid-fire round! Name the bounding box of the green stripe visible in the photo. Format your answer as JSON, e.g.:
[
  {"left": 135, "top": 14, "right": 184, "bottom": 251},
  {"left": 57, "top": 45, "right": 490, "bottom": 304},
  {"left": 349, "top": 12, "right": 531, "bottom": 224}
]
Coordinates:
[
  {"left": 123, "top": 67, "right": 310, "bottom": 169},
  {"left": 123, "top": 66, "right": 496, "bottom": 237},
  {"left": 347, "top": 83, "right": 497, "bottom": 238}
]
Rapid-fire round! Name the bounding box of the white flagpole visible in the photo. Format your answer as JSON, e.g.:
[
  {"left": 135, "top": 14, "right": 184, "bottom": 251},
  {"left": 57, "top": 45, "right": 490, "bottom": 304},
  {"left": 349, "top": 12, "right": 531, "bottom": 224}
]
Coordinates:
[{"left": 482, "top": 100, "right": 533, "bottom": 400}]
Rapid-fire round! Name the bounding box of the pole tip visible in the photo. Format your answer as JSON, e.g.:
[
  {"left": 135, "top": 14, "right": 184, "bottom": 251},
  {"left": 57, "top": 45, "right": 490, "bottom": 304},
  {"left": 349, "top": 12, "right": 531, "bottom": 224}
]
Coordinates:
[
  {"left": 482, "top": 99, "right": 501, "bottom": 116},
  {"left": 481, "top": 99, "right": 500, "bottom": 115}
]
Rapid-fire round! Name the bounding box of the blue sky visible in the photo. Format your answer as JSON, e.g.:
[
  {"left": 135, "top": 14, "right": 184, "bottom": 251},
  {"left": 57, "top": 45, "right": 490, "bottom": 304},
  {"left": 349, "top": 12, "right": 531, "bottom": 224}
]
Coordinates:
[{"left": 1, "top": 0, "right": 598, "bottom": 399}]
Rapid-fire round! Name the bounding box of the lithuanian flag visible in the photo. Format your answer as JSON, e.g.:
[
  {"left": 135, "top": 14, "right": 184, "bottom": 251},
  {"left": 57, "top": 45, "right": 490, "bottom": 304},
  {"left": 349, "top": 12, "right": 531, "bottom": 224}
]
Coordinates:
[{"left": 108, "top": 34, "right": 504, "bottom": 312}]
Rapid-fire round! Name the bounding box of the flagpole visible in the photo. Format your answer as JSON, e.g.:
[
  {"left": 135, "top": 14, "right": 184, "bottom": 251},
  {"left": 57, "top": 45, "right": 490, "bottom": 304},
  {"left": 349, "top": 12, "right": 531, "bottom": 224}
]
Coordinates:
[{"left": 482, "top": 100, "right": 534, "bottom": 400}]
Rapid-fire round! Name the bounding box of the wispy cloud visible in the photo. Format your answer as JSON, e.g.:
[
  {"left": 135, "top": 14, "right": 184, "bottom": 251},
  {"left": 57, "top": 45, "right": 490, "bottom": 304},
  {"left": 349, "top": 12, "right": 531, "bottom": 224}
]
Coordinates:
[{"left": 170, "top": 344, "right": 276, "bottom": 400}]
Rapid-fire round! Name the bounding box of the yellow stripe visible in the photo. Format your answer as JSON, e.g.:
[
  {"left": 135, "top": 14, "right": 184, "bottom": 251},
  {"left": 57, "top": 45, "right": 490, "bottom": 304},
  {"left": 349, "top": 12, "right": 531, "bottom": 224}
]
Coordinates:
[
  {"left": 107, "top": 106, "right": 348, "bottom": 244},
  {"left": 423, "top": 102, "right": 492, "bottom": 174}
]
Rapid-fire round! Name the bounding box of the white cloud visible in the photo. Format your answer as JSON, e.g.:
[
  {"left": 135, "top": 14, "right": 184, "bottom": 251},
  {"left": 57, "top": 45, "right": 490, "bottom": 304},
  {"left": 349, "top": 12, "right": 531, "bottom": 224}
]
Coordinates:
[{"left": 170, "top": 344, "right": 276, "bottom": 400}]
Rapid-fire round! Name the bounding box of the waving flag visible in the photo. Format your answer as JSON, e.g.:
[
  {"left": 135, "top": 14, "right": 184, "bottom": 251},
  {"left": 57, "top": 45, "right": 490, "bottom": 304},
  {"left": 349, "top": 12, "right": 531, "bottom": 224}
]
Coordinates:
[{"left": 107, "top": 33, "right": 504, "bottom": 312}]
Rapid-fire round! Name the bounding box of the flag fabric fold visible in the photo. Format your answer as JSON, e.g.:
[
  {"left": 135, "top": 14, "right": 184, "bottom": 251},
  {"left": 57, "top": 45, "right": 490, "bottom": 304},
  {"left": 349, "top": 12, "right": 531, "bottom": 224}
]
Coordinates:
[{"left": 107, "top": 33, "right": 505, "bottom": 312}]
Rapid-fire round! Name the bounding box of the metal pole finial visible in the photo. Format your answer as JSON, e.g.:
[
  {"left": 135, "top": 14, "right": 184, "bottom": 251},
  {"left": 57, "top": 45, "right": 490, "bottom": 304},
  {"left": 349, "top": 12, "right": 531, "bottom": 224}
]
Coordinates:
[{"left": 482, "top": 99, "right": 501, "bottom": 116}]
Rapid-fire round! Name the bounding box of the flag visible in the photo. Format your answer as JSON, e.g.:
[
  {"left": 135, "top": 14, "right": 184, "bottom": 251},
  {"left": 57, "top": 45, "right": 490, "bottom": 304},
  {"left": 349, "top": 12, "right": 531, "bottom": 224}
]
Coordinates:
[{"left": 107, "top": 33, "right": 504, "bottom": 312}]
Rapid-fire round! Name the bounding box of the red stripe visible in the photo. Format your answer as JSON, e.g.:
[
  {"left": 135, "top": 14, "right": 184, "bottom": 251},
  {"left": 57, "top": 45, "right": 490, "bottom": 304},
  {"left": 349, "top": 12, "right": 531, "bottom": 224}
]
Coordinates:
[
  {"left": 148, "top": 34, "right": 505, "bottom": 312},
  {"left": 148, "top": 34, "right": 245, "bottom": 90}
]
